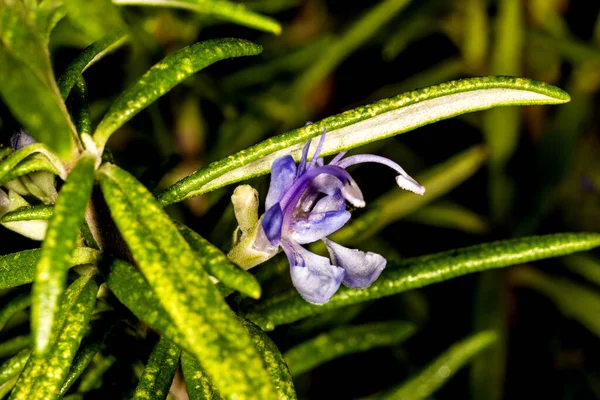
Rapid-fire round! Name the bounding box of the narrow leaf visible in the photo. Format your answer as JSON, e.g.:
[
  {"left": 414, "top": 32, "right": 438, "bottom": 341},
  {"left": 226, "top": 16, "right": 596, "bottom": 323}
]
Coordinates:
[
  {"left": 57, "top": 31, "right": 129, "bottom": 99},
  {"left": 0, "top": 155, "right": 62, "bottom": 189},
  {"left": 98, "top": 164, "right": 277, "bottom": 400},
  {"left": 247, "top": 233, "right": 600, "bottom": 330},
  {"left": 563, "top": 254, "right": 600, "bottom": 286},
  {"left": 0, "top": 206, "right": 53, "bottom": 223},
  {"left": 32, "top": 153, "right": 96, "bottom": 355},
  {"left": 0, "top": 294, "right": 30, "bottom": 332},
  {"left": 0, "top": 248, "right": 99, "bottom": 290},
  {"left": 62, "top": 0, "right": 126, "bottom": 41},
  {"left": 10, "top": 275, "right": 98, "bottom": 400},
  {"left": 176, "top": 222, "right": 261, "bottom": 299},
  {"left": 181, "top": 352, "right": 221, "bottom": 400},
  {"left": 0, "top": 350, "right": 30, "bottom": 387},
  {"left": 93, "top": 39, "right": 263, "bottom": 150},
  {"left": 133, "top": 338, "right": 180, "bottom": 400},
  {"left": 112, "top": 0, "right": 281, "bottom": 35},
  {"left": 512, "top": 267, "right": 600, "bottom": 337},
  {"left": 158, "top": 77, "right": 570, "bottom": 205},
  {"left": 406, "top": 202, "right": 488, "bottom": 234},
  {"left": 330, "top": 145, "right": 486, "bottom": 245},
  {"left": 0, "top": 336, "right": 30, "bottom": 359},
  {"left": 284, "top": 321, "right": 416, "bottom": 377},
  {"left": 0, "top": 144, "right": 66, "bottom": 186},
  {"left": 380, "top": 331, "right": 497, "bottom": 400}
]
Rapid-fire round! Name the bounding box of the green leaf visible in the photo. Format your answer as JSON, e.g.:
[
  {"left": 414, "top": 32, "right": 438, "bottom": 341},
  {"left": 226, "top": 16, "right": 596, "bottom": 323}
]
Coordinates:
[
  {"left": 0, "top": 144, "right": 66, "bottom": 186},
  {"left": 0, "top": 293, "right": 30, "bottom": 332},
  {"left": 57, "top": 31, "right": 129, "bottom": 99},
  {"left": 0, "top": 350, "right": 30, "bottom": 387},
  {"left": 31, "top": 153, "right": 96, "bottom": 354},
  {"left": 329, "top": 145, "right": 487, "bottom": 245},
  {"left": 239, "top": 317, "right": 296, "bottom": 400},
  {"left": 181, "top": 352, "right": 221, "bottom": 400},
  {"left": 75, "top": 352, "right": 115, "bottom": 393},
  {"left": 0, "top": 155, "right": 62, "bottom": 189},
  {"left": 133, "top": 338, "right": 180, "bottom": 400},
  {"left": 175, "top": 221, "right": 261, "bottom": 299},
  {"left": 0, "top": 248, "right": 98, "bottom": 290},
  {"left": 158, "top": 77, "right": 570, "bottom": 206},
  {"left": 380, "top": 331, "right": 497, "bottom": 400},
  {"left": 0, "top": 336, "right": 31, "bottom": 359},
  {"left": 0, "top": 5, "right": 79, "bottom": 160},
  {"left": 0, "top": 206, "right": 53, "bottom": 223},
  {"left": 405, "top": 201, "right": 488, "bottom": 234},
  {"left": 562, "top": 254, "right": 600, "bottom": 286},
  {"left": 98, "top": 164, "right": 277, "bottom": 400},
  {"left": 512, "top": 267, "right": 600, "bottom": 337},
  {"left": 62, "top": 0, "right": 125, "bottom": 41},
  {"left": 93, "top": 39, "right": 263, "bottom": 150},
  {"left": 246, "top": 233, "right": 600, "bottom": 330},
  {"left": 284, "top": 321, "right": 416, "bottom": 377},
  {"left": 10, "top": 275, "right": 98, "bottom": 400},
  {"left": 112, "top": 0, "right": 281, "bottom": 35}
]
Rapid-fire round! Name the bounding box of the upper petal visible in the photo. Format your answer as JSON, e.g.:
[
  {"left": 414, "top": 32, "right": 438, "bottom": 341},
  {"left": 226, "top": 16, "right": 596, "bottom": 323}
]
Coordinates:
[
  {"left": 261, "top": 204, "right": 283, "bottom": 246},
  {"left": 289, "top": 209, "right": 351, "bottom": 244},
  {"left": 266, "top": 155, "right": 297, "bottom": 210},
  {"left": 324, "top": 239, "right": 386, "bottom": 288},
  {"left": 283, "top": 241, "right": 345, "bottom": 305}
]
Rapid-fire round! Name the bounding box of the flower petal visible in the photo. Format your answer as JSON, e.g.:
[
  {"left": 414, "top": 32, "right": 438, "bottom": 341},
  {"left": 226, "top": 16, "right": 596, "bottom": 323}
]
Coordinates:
[
  {"left": 283, "top": 241, "right": 344, "bottom": 304},
  {"left": 261, "top": 204, "right": 283, "bottom": 245},
  {"left": 11, "top": 130, "right": 36, "bottom": 150},
  {"left": 312, "top": 192, "right": 345, "bottom": 213},
  {"left": 290, "top": 209, "right": 351, "bottom": 244},
  {"left": 324, "top": 239, "right": 386, "bottom": 288},
  {"left": 266, "top": 155, "right": 297, "bottom": 210}
]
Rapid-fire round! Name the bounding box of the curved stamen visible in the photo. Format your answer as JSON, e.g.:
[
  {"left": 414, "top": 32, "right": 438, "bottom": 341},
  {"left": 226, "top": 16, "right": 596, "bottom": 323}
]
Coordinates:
[
  {"left": 329, "top": 151, "right": 347, "bottom": 165},
  {"left": 335, "top": 154, "right": 425, "bottom": 195},
  {"left": 306, "top": 127, "right": 327, "bottom": 171}
]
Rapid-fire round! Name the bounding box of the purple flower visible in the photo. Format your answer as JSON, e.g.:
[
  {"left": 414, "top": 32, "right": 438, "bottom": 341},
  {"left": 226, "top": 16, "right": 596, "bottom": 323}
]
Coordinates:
[
  {"left": 256, "top": 127, "right": 425, "bottom": 304},
  {"left": 11, "top": 130, "right": 36, "bottom": 150}
]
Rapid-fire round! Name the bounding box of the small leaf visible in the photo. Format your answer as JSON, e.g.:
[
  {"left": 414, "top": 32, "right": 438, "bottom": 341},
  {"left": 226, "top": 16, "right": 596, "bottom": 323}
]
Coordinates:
[
  {"left": 0, "top": 144, "right": 66, "bottom": 186},
  {"left": 0, "top": 350, "right": 30, "bottom": 387},
  {"left": 93, "top": 39, "right": 263, "bottom": 150},
  {"left": 57, "top": 31, "right": 129, "bottom": 99},
  {"left": 158, "top": 77, "right": 570, "bottom": 205},
  {"left": 0, "top": 155, "right": 62, "bottom": 189},
  {"left": 112, "top": 0, "right": 281, "bottom": 35},
  {"left": 0, "top": 336, "right": 31, "bottom": 359},
  {"left": 10, "top": 275, "right": 98, "bottom": 400},
  {"left": 284, "top": 321, "right": 416, "bottom": 377},
  {"left": 32, "top": 153, "right": 96, "bottom": 354},
  {"left": 406, "top": 201, "right": 488, "bottom": 234},
  {"left": 380, "top": 331, "right": 497, "bottom": 400},
  {"left": 98, "top": 164, "right": 277, "bottom": 400},
  {"left": 330, "top": 145, "right": 487, "bottom": 245},
  {"left": 0, "top": 206, "right": 53, "bottom": 223},
  {"left": 133, "top": 338, "right": 180, "bottom": 400},
  {"left": 0, "top": 293, "right": 31, "bottom": 332},
  {"left": 176, "top": 221, "right": 261, "bottom": 299},
  {"left": 512, "top": 267, "right": 600, "bottom": 337},
  {"left": 562, "top": 254, "right": 600, "bottom": 286},
  {"left": 0, "top": 248, "right": 98, "bottom": 290},
  {"left": 181, "top": 352, "right": 221, "bottom": 400},
  {"left": 62, "top": 0, "right": 126, "bottom": 41},
  {"left": 247, "top": 233, "right": 600, "bottom": 330}
]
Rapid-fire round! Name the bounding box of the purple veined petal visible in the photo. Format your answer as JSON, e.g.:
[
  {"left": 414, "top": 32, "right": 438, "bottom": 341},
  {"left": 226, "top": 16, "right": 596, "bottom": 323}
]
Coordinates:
[
  {"left": 265, "top": 155, "right": 297, "bottom": 210},
  {"left": 306, "top": 127, "right": 327, "bottom": 171},
  {"left": 296, "top": 176, "right": 343, "bottom": 213},
  {"left": 282, "top": 240, "right": 345, "bottom": 305},
  {"left": 261, "top": 204, "right": 283, "bottom": 245},
  {"left": 11, "top": 130, "right": 36, "bottom": 150},
  {"left": 324, "top": 239, "right": 387, "bottom": 289},
  {"left": 290, "top": 209, "right": 351, "bottom": 244},
  {"left": 335, "top": 154, "right": 425, "bottom": 195}
]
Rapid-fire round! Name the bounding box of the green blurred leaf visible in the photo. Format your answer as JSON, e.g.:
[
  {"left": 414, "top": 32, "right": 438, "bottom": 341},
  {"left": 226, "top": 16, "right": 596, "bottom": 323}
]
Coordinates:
[
  {"left": 0, "top": 5, "right": 79, "bottom": 160},
  {"left": 512, "top": 267, "right": 600, "bottom": 337},
  {"left": 175, "top": 222, "right": 261, "bottom": 299},
  {"left": 31, "top": 153, "right": 96, "bottom": 354},
  {"left": 133, "top": 338, "right": 180, "bottom": 400},
  {"left": 0, "top": 350, "right": 30, "bottom": 387},
  {"left": 75, "top": 352, "right": 116, "bottom": 393},
  {"left": 247, "top": 233, "right": 600, "bottom": 330},
  {"left": 0, "top": 205, "right": 53, "bottom": 224},
  {"left": 93, "top": 39, "right": 263, "bottom": 150},
  {"left": 181, "top": 351, "right": 221, "bottom": 400},
  {"left": 0, "top": 248, "right": 98, "bottom": 290},
  {"left": 98, "top": 164, "right": 277, "bottom": 400},
  {"left": 112, "top": 0, "right": 281, "bottom": 34},
  {"left": 563, "top": 254, "right": 600, "bottom": 286},
  {"left": 63, "top": 0, "right": 125, "bottom": 41},
  {"left": 0, "top": 293, "right": 30, "bottom": 332},
  {"left": 405, "top": 201, "right": 488, "bottom": 234},
  {"left": 159, "top": 77, "right": 569, "bottom": 205},
  {"left": 284, "top": 321, "right": 416, "bottom": 377},
  {"left": 0, "top": 336, "right": 30, "bottom": 359},
  {"left": 330, "top": 145, "right": 486, "bottom": 245},
  {"left": 57, "top": 31, "right": 129, "bottom": 99},
  {"left": 380, "top": 331, "right": 497, "bottom": 400},
  {"left": 11, "top": 275, "right": 98, "bottom": 400},
  {"left": 462, "top": 0, "right": 488, "bottom": 73}
]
